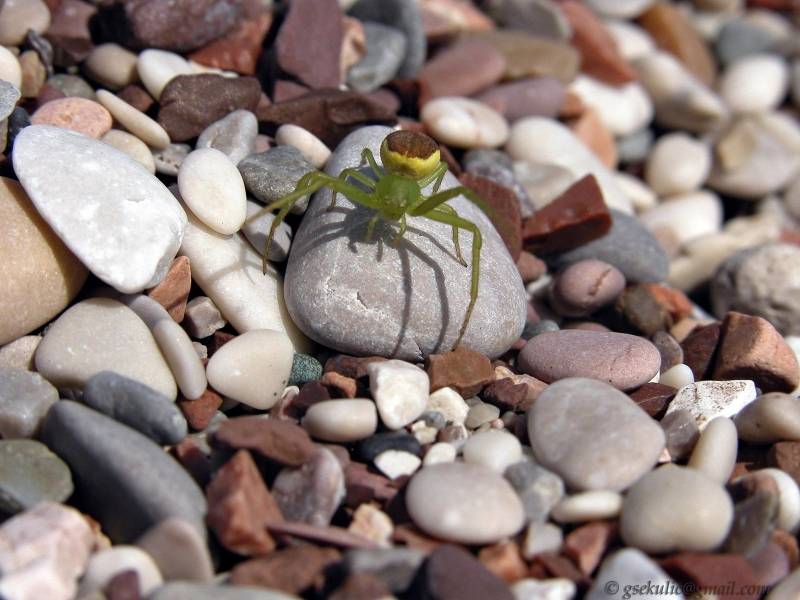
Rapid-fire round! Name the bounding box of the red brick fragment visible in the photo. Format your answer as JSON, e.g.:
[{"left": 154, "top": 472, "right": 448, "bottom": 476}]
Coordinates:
[
  {"left": 229, "top": 545, "right": 341, "bottom": 594},
  {"left": 680, "top": 322, "right": 721, "bottom": 381},
  {"left": 178, "top": 388, "right": 222, "bottom": 431},
  {"left": 660, "top": 553, "right": 761, "bottom": 600},
  {"left": 459, "top": 172, "right": 522, "bottom": 261},
  {"left": 189, "top": 12, "right": 272, "bottom": 76},
  {"left": 212, "top": 416, "right": 316, "bottom": 467},
  {"left": 426, "top": 346, "right": 494, "bottom": 397},
  {"left": 147, "top": 256, "right": 191, "bottom": 322}
]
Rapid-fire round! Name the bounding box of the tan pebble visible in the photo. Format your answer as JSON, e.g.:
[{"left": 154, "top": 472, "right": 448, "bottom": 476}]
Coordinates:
[
  {"left": 18, "top": 51, "right": 45, "bottom": 99},
  {"left": 0, "top": 335, "right": 42, "bottom": 370},
  {"left": 84, "top": 44, "right": 140, "bottom": 91},
  {"left": 102, "top": 130, "right": 156, "bottom": 173},
  {"left": 31, "top": 97, "right": 112, "bottom": 139},
  {"left": 0, "top": 0, "right": 51, "bottom": 46},
  {"left": 95, "top": 89, "right": 170, "bottom": 149}
]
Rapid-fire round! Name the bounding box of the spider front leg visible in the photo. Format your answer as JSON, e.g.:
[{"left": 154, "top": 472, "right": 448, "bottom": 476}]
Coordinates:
[
  {"left": 329, "top": 148, "right": 384, "bottom": 211},
  {"left": 432, "top": 204, "right": 467, "bottom": 266}
]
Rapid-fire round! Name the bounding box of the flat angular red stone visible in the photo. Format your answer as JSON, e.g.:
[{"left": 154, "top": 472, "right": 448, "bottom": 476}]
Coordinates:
[
  {"left": 460, "top": 172, "right": 522, "bottom": 261},
  {"left": 189, "top": 12, "right": 272, "bottom": 76}
]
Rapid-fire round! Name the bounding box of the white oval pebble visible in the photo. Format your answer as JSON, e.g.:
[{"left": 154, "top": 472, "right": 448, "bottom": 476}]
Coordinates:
[
  {"left": 644, "top": 133, "right": 711, "bottom": 197},
  {"left": 84, "top": 44, "right": 139, "bottom": 91},
  {"left": 719, "top": 54, "right": 789, "bottom": 114},
  {"left": 78, "top": 546, "right": 162, "bottom": 597},
  {"left": 406, "top": 462, "right": 525, "bottom": 544},
  {"left": 614, "top": 172, "right": 657, "bottom": 212},
  {"left": 512, "top": 578, "right": 576, "bottom": 600},
  {"left": 302, "top": 399, "right": 377, "bottom": 442},
  {"left": 462, "top": 429, "right": 522, "bottom": 474},
  {"left": 0, "top": 0, "right": 50, "bottom": 46},
  {"left": 522, "top": 521, "right": 564, "bottom": 558},
  {"left": 374, "top": 450, "right": 422, "bottom": 479},
  {"left": 426, "top": 387, "right": 468, "bottom": 425},
  {"left": 604, "top": 19, "right": 656, "bottom": 62},
  {"left": 687, "top": 416, "right": 738, "bottom": 484},
  {"left": 102, "top": 129, "right": 156, "bottom": 174},
  {"left": 550, "top": 490, "right": 623, "bottom": 524},
  {"left": 0, "top": 46, "right": 22, "bottom": 89},
  {"left": 422, "top": 442, "right": 457, "bottom": 466},
  {"left": 421, "top": 96, "right": 509, "bottom": 149},
  {"left": 206, "top": 329, "right": 294, "bottom": 410},
  {"left": 639, "top": 191, "right": 723, "bottom": 246},
  {"left": 568, "top": 75, "right": 653, "bottom": 136},
  {"left": 137, "top": 49, "right": 193, "bottom": 100},
  {"left": 275, "top": 124, "right": 331, "bottom": 169},
  {"left": 735, "top": 392, "right": 800, "bottom": 444},
  {"left": 367, "top": 359, "right": 429, "bottom": 430},
  {"left": 753, "top": 468, "right": 800, "bottom": 533},
  {"left": 96, "top": 90, "right": 170, "bottom": 150},
  {"left": 178, "top": 148, "right": 246, "bottom": 235},
  {"left": 152, "top": 319, "right": 207, "bottom": 401},
  {"left": 659, "top": 363, "right": 694, "bottom": 389}
]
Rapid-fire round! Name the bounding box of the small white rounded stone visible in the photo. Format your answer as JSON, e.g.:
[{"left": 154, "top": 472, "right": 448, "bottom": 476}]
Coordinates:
[
  {"left": 406, "top": 462, "right": 525, "bottom": 544},
  {"left": 275, "top": 124, "right": 331, "bottom": 169},
  {"left": 639, "top": 191, "right": 723, "bottom": 246},
  {"left": 754, "top": 468, "right": 800, "bottom": 533},
  {"left": 660, "top": 363, "right": 695, "bottom": 390},
  {"left": 178, "top": 148, "right": 247, "bottom": 235},
  {"left": 102, "top": 130, "right": 156, "bottom": 174},
  {"left": 421, "top": 97, "right": 509, "bottom": 149},
  {"left": 374, "top": 450, "right": 422, "bottom": 479},
  {"left": 522, "top": 521, "right": 564, "bottom": 558},
  {"left": 426, "top": 387, "right": 469, "bottom": 425},
  {"left": 302, "top": 399, "right": 378, "bottom": 442},
  {"left": 604, "top": 19, "right": 656, "bottom": 62},
  {"left": 0, "top": 46, "right": 22, "bottom": 89},
  {"left": 367, "top": 359, "right": 429, "bottom": 430},
  {"left": 96, "top": 90, "right": 170, "bottom": 150},
  {"left": 0, "top": 0, "right": 50, "bottom": 46},
  {"left": 735, "top": 392, "right": 800, "bottom": 444},
  {"left": 550, "top": 491, "right": 623, "bottom": 524},
  {"left": 719, "top": 54, "right": 789, "bottom": 114},
  {"left": 687, "top": 416, "right": 738, "bottom": 484},
  {"left": 568, "top": 75, "right": 653, "bottom": 136},
  {"left": 462, "top": 429, "right": 522, "bottom": 474},
  {"left": 512, "top": 578, "right": 577, "bottom": 600},
  {"left": 205, "top": 329, "right": 294, "bottom": 410},
  {"left": 78, "top": 546, "right": 162, "bottom": 597},
  {"left": 84, "top": 44, "right": 140, "bottom": 91},
  {"left": 137, "top": 49, "right": 193, "bottom": 100},
  {"left": 585, "top": 0, "right": 654, "bottom": 19},
  {"left": 152, "top": 319, "right": 207, "bottom": 401},
  {"left": 645, "top": 133, "right": 712, "bottom": 197},
  {"left": 614, "top": 172, "right": 657, "bottom": 212},
  {"left": 422, "top": 442, "right": 457, "bottom": 466}
]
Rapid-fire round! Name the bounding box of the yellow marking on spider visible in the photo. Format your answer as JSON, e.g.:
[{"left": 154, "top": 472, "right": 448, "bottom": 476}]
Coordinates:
[{"left": 380, "top": 130, "right": 441, "bottom": 179}]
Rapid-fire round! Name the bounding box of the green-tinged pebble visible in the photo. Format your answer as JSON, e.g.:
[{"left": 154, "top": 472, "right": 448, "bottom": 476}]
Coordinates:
[
  {"left": 0, "top": 439, "right": 73, "bottom": 514},
  {"left": 289, "top": 353, "right": 323, "bottom": 386}
]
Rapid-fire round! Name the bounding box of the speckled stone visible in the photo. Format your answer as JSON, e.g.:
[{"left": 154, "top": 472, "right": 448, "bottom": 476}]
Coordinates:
[
  {"left": 238, "top": 145, "right": 317, "bottom": 214},
  {"left": 283, "top": 126, "right": 526, "bottom": 361}
]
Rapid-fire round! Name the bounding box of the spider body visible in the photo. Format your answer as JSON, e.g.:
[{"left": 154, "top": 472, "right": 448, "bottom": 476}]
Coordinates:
[{"left": 247, "top": 130, "right": 491, "bottom": 347}]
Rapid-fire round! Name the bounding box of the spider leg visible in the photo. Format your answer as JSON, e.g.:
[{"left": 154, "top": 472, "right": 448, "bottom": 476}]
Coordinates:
[
  {"left": 422, "top": 209, "right": 483, "bottom": 347},
  {"left": 416, "top": 161, "right": 448, "bottom": 193},
  {"left": 329, "top": 167, "right": 377, "bottom": 211},
  {"left": 391, "top": 214, "right": 408, "bottom": 244},
  {"left": 431, "top": 205, "right": 467, "bottom": 266},
  {"left": 361, "top": 148, "right": 384, "bottom": 178},
  {"left": 409, "top": 185, "right": 493, "bottom": 219},
  {"left": 364, "top": 213, "right": 380, "bottom": 242}
]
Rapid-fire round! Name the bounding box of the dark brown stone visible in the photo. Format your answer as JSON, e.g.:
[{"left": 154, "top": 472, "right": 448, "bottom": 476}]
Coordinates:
[
  {"left": 643, "top": 283, "right": 693, "bottom": 322},
  {"left": 530, "top": 553, "right": 588, "bottom": 585},
  {"left": 229, "top": 545, "right": 341, "bottom": 594},
  {"left": 147, "top": 256, "right": 191, "bottom": 322},
  {"left": 477, "top": 541, "right": 528, "bottom": 583},
  {"left": 563, "top": 521, "right": 617, "bottom": 576},
  {"left": 208, "top": 331, "right": 236, "bottom": 356},
  {"left": 325, "top": 355, "right": 388, "bottom": 380},
  {"left": 172, "top": 436, "right": 213, "bottom": 487},
  {"left": 272, "top": 79, "right": 310, "bottom": 103},
  {"left": 293, "top": 380, "right": 332, "bottom": 412},
  {"left": 418, "top": 38, "right": 506, "bottom": 105},
  {"left": 616, "top": 284, "right": 672, "bottom": 336},
  {"left": 178, "top": 388, "right": 222, "bottom": 431},
  {"left": 117, "top": 84, "right": 154, "bottom": 114},
  {"left": 105, "top": 569, "right": 140, "bottom": 600},
  {"left": 651, "top": 331, "right": 684, "bottom": 373},
  {"left": 267, "top": 520, "right": 379, "bottom": 549},
  {"left": 521, "top": 174, "right": 611, "bottom": 255},
  {"left": 768, "top": 441, "right": 800, "bottom": 486},
  {"left": 212, "top": 415, "right": 316, "bottom": 467},
  {"left": 482, "top": 377, "right": 530, "bottom": 412},
  {"left": 459, "top": 172, "right": 522, "bottom": 262},
  {"left": 205, "top": 450, "right": 283, "bottom": 555},
  {"left": 320, "top": 371, "right": 358, "bottom": 399},
  {"left": 158, "top": 74, "right": 262, "bottom": 142},
  {"left": 344, "top": 462, "right": 398, "bottom": 507},
  {"left": 629, "top": 383, "right": 675, "bottom": 419},
  {"left": 46, "top": 35, "right": 93, "bottom": 67},
  {"left": 426, "top": 346, "right": 494, "bottom": 397},
  {"left": 414, "top": 545, "right": 514, "bottom": 600},
  {"left": 256, "top": 89, "right": 397, "bottom": 149},
  {"left": 660, "top": 553, "right": 760, "bottom": 600},
  {"left": 189, "top": 11, "right": 272, "bottom": 76},
  {"left": 46, "top": 0, "right": 95, "bottom": 40},
  {"left": 680, "top": 322, "right": 721, "bottom": 381}
]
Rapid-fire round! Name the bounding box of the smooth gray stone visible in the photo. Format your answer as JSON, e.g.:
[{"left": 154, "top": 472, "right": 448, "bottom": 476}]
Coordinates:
[
  {"left": 153, "top": 143, "right": 191, "bottom": 176},
  {"left": 0, "top": 367, "right": 58, "bottom": 438},
  {"left": 484, "top": 0, "right": 572, "bottom": 40},
  {"left": 241, "top": 200, "right": 293, "bottom": 263},
  {"left": 548, "top": 209, "right": 669, "bottom": 283},
  {"left": 715, "top": 19, "right": 786, "bottom": 66},
  {"left": 616, "top": 127, "right": 653, "bottom": 164},
  {"left": 504, "top": 460, "right": 564, "bottom": 522},
  {"left": 348, "top": 22, "right": 407, "bottom": 92},
  {"left": 46, "top": 74, "right": 95, "bottom": 99},
  {"left": 83, "top": 371, "right": 188, "bottom": 445},
  {"left": 284, "top": 126, "right": 527, "bottom": 361},
  {"left": 148, "top": 583, "right": 299, "bottom": 600},
  {"left": 238, "top": 145, "right": 316, "bottom": 214},
  {"left": 0, "top": 439, "right": 73, "bottom": 514},
  {"left": 0, "top": 80, "right": 19, "bottom": 121},
  {"left": 587, "top": 548, "right": 684, "bottom": 600},
  {"left": 349, "top": 0, "right": 426, "bottom": 78},
  {"left": 196, "top": 109, "right": 258, "bottom": 166},
  {"left": 463, "top": 148, "right": 533, "bottom": 217},
  {"left": 41, "top": 401, "right": 206, "bottom": 543},
  {"left": 345, "top": 547, "right": 425, "bottom": 593}
]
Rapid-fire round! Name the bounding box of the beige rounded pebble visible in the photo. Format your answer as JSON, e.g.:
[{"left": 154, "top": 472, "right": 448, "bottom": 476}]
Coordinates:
[
  {"left": 78, "top": 546, "right": 162, "bottom": 597},
  {"left": 719, "top": 54, "right": 789, "bottom": 114},
  {"left": 84, "top": 44, "right": 139, "bottom": 91},
  {"left": 406, "top": 462, "right": 525, "bottom": 544},
  {"left": 421, "top": 96, "right": 509, "bottom": 149},
  {"left": 645, "top": 133, "right": 711, "bottom": 197},
  {"left": 0, "top": 336, "right": 41, "bottom": 371},
  {"left": 687, "top": 416, "right": 737, "bottom": 484},
  {"left": 753, "top": 469, "right": 800, "bottom": 533},
  {"left": 31, "top": 97, "right": 113, "bottom": 139},
  {"left": 620, "top": 464, "right": 733, "bottom": 553},
  {"left": 95, "top": 89, "right": 170, "bottom": 149},
  {"left": 151, "top": 319, "right": 207, "bottom": 401},
  {"left": 639, "top": 190, "right": 723, "bottom": 247},
  {"left": 426, "top": 387, "right": 469, "bottom": 425},
  {"left": 137, "top": 49, "right": 193, "bottom": 100},
  {"left": 178, "top": 148, "right": 247, "bottom": 235},
  {"left": 102, "top": 129, "right": 156, "bottom": 174},
  {"left": 34, "top": 298, "right": 177, "bottom": 399},
  {"left": 374, "top": 450, "right": 422, "bottom": 479},
  {"left": 0, "top": 0, "right": 50, "bottom": 46},
  {"left": 735, "top": 392, "right": 800, "bottom": 444},
  {"left": 659, "top": 363, "right": 694, "bottom": 389},
  {"left": 302, "top": 399, "right": 378, "bottom": 442},
  {"left": 0, "top": 178, "right": 87, "bottom": 346},
  {"left": 423, "top": 442, "right": 457, "bottom": 466},
  {"left": 462, "top": 429, "right": 522, "bottom": 473},
  {"left": 205, "top": 329, "right": 294, "bottom": 410},
  {"left": 368, "top": 360, "right": 429, "bottom": 430},
  {"left": 275, "top": 124, "right": 331, "bottom": 168},
  {"left": 550, "top": 490, "right": 623, "bottom": 524},
  {"left": 0, "top": 45, "right": 21, "bottom": 89}
]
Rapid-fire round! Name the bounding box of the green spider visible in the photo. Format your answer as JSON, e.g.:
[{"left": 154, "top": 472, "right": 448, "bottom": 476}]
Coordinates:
[{"left": 248, "top": 130, "right": 491, "bottom": 347}]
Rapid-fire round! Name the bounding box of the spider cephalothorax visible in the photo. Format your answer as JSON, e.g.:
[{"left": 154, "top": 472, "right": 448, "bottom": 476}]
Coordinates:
[{"left": 246, "top": 130, "right": 491, "bottom": 347}]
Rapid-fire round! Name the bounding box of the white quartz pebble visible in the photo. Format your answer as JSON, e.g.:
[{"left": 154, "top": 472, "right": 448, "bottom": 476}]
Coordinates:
[
  {"left": 462, "top": 429, "right": 522, "bottom": 474},
  {"left": 644, "top": 133, "right": 711, "bottom": 197},
  {"left": 421, "top": 97, "right": 509, "bottom": 149},
  {"left": 152, "top": 319, "right": 207, "bottom": 400},
  {"left": 550, "top": 490, "right": 623, "bottom": 524},
  {"left": 137, "top": 49, "right": 193, "bottom": 100},
  {"left": 206, "top": 329, "right": 294, "bottom": 410},
  {"left": 521, "top": 521, "right": 564, "bottom": 558},
  {"left": 0, "top": 0, "right": 50, "bottom": 46},
  {"left": 374, "top": 450, "right": 422, "bottom": 479},
  {"left": 78, "top": 546, "right": 162, "bottom": 597},
  {"left": 513, "top": 578, "right": 576, "bottom": 600},
  {"left": 719, "top": 54, "right": 789, "bottom": 114},
  {"left": 735, "top": 392, "right": 800, "bottom": 444},
  {"left": 659, "top": 363, "right": 695, "bottom": 390},
  {"left": 604, "top": 19, "right": 656, "bottom": 62},
  {"left": 302, "top": 399, "right": 378, "bottom": 442},
  {"left": 275, "top": 124, "right": 331, "bottom": 169},
  {"left": 102, "top": 129, "right": 156, "bottom": 174},
  {"left": 367, "top": 359, "right": 429, "bottom": 430},
  {"left": 666, "top": 380, "right": 757, "bottom": 430},
  {"left": 639, "top": 191, "right": 723, "bottom": 246},
  {"left": 0, "top": 46, "right": 22, "bottom": 89},
  {"left": 568, "top": 75, "right": 653, "bottom": 136},
  {"left": 422, "top": 442, "right": 457, "bottom": 466},
  {"left": 96, "top": 90, "right": 170, "bottom": 150},
  {"left": 687, "top": 416, "right": 738, "bottom": 484},
  {"left": 179, "top": 149, "right": 246, "bottom": 235},
  {"left": 426, "top": 387, "right": 469, "bottom": 425}
]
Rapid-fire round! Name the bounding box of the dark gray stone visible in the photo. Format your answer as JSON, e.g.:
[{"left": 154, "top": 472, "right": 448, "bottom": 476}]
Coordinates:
[
  {"left": 522, "top": 319, "right": 559, "bottom": 340},
  {"left": 283, "top": 126, "right": 527, "bottom": 361},
  {"left": 148, "top": 583, "right": 297, "bottom": 600},
  {"left": 463, "top": 148, "right": 533, "bottom": 217},
  {"left": 0, "top": 439, "right": 73, "bottom": 514},
  {"left": 357, "top": 431, "right": 422, "bottom": 462},
  {"left": 196, "top": 109, "right": 258, "bottom": 166},
  {"left": 288, "top": 353, "right": 323, "bottom": 386},
  {"left": 345, "top": 547, "right": 425, "bottom": 592},
  {"left": 7, "top": 106, "right": 29, "bottom": 153},
  {"left": 723, "top": 491, "right": 778, "bottom": 557},
  {"left": 41, "top": 400, "right": 206, "bottom": 542},
  {"left": 715, "top": 19, "right": 787, "bottom": 67},
  {"left": 504, "top": 459, "right": 564, "bottom": 522},
  {"left": 238, "top": 145, "right": 316, "bottom": 214},
  {"left": 83, "top": 371, "right": 188, "bottom": 445},
  {"left": 349, "top": 0, "right": 426, "bottom": 78},
  {"left": 271, "top": 446, "right": 344, "bottom": 526},
  {"left": 651, "top": 331, "right": 683, "bottom": 374},
  {"left": 241, "top": 200, "right": 294, "bottom": 263},
  {"left": 347, "top": 22, "right": 407, "bottom": 92},
  {"left": 548, "top": 209, "right": 669, "bottom": 283}
]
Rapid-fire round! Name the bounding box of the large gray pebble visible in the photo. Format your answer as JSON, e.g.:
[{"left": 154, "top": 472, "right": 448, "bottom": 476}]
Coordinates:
[
  {"left": 41, "top": 401, "right": 206, "bottom": 542},
  {"left": 587, "top": 548, "right": 685, "bottom": 600},
  {"left": 238, "top": 145, "right": 316, "bottom": 214},
  {"left": 548, "top": 209, "right": 668, "bottom": 283},
  {"left": 284, "top": 126, "right": 526, "bottom": 360},
  {"left": 196, "top": 110, "right": 257, "bottom": 166},
  {"left": 347, "top": 22, "right": 407, "bottom": 92},
  {"left": 0, "top": 367, "right": 58, "bottom": 438},
  {"left": 528, "top": 378, "right": 665, "bottom": 491},
  {"left": 0, "top": 439, "right": 73, "bottom": 514},
  {"left": 148, "top": 583, "right": 299, "bottom": 600},
  {"left": 83, "top": 371, "right": 188, "bottom": 445}
]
